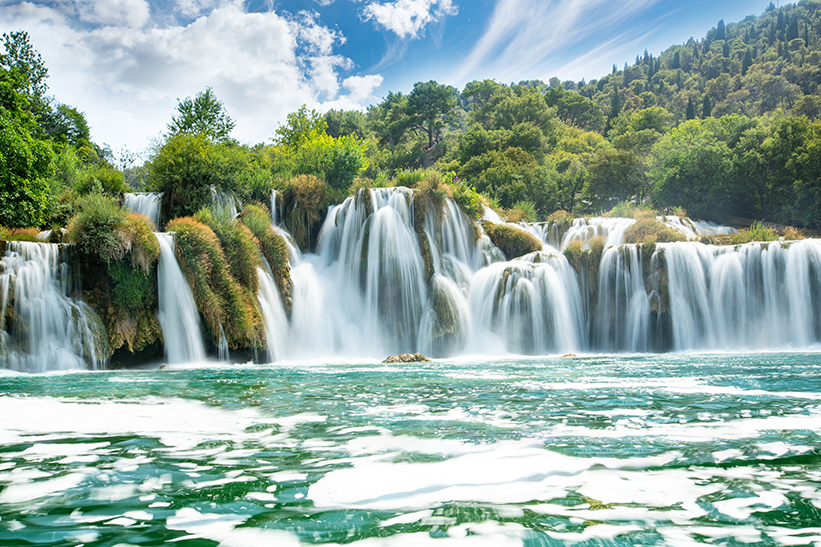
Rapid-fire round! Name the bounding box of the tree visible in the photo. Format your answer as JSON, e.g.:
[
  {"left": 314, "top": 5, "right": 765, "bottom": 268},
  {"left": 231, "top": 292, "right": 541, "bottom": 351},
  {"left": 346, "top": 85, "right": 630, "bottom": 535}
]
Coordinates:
[
  {"left": 702, "top": 94, "right": 712, "bottom": 118},
  {"left": 686, "top": 97, "right": 696, "bottom": 120},
  {"left": 168, "top": 87, "right": 235, "bottom": 143},
  {"left": 275, "top": 104, "right": 328, "bottom": 148},
  {"left": 0, "top": 31, "right": 48, "bottom": 110},
  {"left": 42, "top": 104, "right": 91, "bottom": 148},
  {"left": 405, "top": 80, "right": 457, "bottom": 148},
  {"left": 650, "top": 119, "right": 734, "bottom": 219},
  {"left": 716, "top": 20, "right": 726, "bottom": 40},
  {"left": 0, "top": 68, "right": 54, "bottom": 227}
]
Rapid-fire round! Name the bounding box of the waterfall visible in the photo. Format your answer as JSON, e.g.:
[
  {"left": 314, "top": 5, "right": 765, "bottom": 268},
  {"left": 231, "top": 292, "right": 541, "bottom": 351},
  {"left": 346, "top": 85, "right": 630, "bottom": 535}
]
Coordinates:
[
  {"left": 124, "top": 193, "right": 163, "bottom": 231},
  {"left": 0, "top": 242, "right": 105, "bottom": 372},
  {"left": 257, "top": 267, "right": 288, "bottom": 362},
  {"left": 108, "top": 187, "right": 821, "bottom": 361},
  {"left": 661, "top": 239, "right": 821, "bottom": 350},
  {"left": 218, "top": 325, "right": 229, "bottom": 362},
  {"left": 595, "top": 245, "right": 650, "bottom": 352},
  {"left": 156, "top": 233, "right": 206, "bottom": 363}
]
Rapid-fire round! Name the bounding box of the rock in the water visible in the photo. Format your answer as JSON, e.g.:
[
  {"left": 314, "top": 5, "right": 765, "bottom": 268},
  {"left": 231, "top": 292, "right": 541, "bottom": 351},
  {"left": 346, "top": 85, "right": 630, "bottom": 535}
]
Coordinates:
[{"left": 383, "top": 353, "right": 431, "bottom": 363}]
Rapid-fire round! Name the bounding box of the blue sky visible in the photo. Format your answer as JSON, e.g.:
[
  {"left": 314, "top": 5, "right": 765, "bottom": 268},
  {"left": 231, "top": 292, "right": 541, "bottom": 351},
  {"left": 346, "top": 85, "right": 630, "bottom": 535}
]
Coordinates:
[{"left": 0, "top": 0, "right": 771, "bottom": 158}]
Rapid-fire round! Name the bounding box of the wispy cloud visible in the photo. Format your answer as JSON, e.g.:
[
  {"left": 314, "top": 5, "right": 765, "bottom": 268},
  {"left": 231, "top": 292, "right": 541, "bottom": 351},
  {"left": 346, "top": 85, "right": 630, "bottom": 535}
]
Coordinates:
[
  {"left": 0, "top": 0, "right": 380, "bottom": 149},
  {"left": 361, "top": 0, "right": 457, "bottom": 39},
  {"left": 454, "top": 0, "right": 662, "bottom": 83}
]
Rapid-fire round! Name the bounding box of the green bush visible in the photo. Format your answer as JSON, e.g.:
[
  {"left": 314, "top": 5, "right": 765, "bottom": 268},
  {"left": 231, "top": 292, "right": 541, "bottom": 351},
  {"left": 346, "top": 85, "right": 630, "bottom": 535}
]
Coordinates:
[
  {"left": 481, "top": 221, "right": 543, "bottom": 259},
  {"left": 67, "top": 194, "right": 127, "bottom": 262}
]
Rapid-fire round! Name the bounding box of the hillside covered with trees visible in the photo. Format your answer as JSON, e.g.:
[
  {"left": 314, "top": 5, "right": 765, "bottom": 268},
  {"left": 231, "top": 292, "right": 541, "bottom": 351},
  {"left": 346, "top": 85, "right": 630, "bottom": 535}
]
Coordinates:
[{"left": 2, "top": 0, "right": 821, "bottom": 240}]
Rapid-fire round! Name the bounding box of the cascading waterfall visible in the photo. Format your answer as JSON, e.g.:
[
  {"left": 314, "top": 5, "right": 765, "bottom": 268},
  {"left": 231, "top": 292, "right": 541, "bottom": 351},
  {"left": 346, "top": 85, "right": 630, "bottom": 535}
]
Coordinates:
[
  {"left": 595, "top": 245, "right": 650, "bottom": 352},
  {"left": 660, "top": 239, "right": 821, "bottom": 350},
  {"left": 124, "top": 192, "right": 163, "bottom": 231},
  {"left": 0, "top": 242, "right": 105, "bottom": 372},
  {"left": 156, "top": 233, "right": 206, "bottom": 363},
  {"left": 262, "top": 188, "right": 821, "bottom": 360}
]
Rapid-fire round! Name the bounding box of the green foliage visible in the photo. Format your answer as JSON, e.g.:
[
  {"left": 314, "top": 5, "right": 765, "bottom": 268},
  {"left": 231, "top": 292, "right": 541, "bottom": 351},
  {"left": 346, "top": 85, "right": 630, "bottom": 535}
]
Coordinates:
[
  {"left": 149, "top": 133, "right": 269, "bottom": 221},
  {"left": 167, "top": 217, "right": 262, "bottom": 348},
  {"left": 406, "top": 80, "right": 458, "bottom": 148},
  {"left": 275, "top": 105, "right": 328, "bottom": 148},
  {"left": 168, "top": 87, "right": 235, "bottom": 143},
  {"left": 0, "top": 226, "right": 40, "bottom": 241},
  {"left": 650, "top": 118, "right": 734, "bottom": 220},
  {"left": 66, "top": 196, "right": 159, "bottom": 273},
  {"left": 510, "top": 200, "right": 537, "bottom": 222},
  {"left": 67, "top": 194, "right": 128, "bottom": 262},
  {"left": 450, "top": 177, "right": 484, "bottom": 220},
  {"left": 75, "top": 163, "right": 128, "bottom": 196},
  {"left": 108, "top": 260, "right": 152, "bottom": 309},
  {"left": 481, "top": 221, "right": 543, "bottom": 259},
  {"left": 0, "top": 68, "right": 55, "bottom": 227}
]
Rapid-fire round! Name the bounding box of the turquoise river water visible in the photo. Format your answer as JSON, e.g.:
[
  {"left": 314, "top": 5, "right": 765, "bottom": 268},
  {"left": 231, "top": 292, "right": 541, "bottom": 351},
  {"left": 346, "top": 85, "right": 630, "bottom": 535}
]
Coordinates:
[{"left": 1, "top": 353, "right": 820, "bottom": 546}]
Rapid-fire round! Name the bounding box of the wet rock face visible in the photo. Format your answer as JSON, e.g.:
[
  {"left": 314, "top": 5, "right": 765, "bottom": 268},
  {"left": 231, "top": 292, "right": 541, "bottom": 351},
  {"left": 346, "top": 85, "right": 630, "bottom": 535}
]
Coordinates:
[{"left": 382, "top": 353, "right": 431, "bottom": 363}]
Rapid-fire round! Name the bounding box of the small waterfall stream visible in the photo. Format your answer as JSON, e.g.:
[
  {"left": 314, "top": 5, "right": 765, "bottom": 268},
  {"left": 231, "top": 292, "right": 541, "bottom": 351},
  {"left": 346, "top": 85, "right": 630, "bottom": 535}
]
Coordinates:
[
  {"left": 0, "top": 242, "right": 105, "bottom": 372},
  {"left": 156, "top": 233, "right": 206, "bottom": 363},
  {"left": 124, "top": 192, "right": 163, "bottom": 231}
]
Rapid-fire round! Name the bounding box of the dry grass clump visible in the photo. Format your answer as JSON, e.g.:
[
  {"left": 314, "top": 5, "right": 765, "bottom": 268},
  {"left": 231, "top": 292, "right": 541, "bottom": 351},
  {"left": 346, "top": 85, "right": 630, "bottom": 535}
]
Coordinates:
[
  {"left": 0, "top": 227, "right": 40, "bottom": 242},
  {"left": 167, "top": 217, "right": 262, "bottom": 348},
  {"left": 545, "top": 210, "right": 575, "bottom": 230},
  {"left": 240, "top": 203, "right": 292, "bottom": 314}
]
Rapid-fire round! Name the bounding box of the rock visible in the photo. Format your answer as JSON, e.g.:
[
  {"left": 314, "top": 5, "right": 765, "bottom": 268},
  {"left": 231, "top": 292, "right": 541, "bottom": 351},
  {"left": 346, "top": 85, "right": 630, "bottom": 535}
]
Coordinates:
[
  {"left": 559, "top": 353, "right": 577, "bottom": 358},
  {"left": 383, "top": 353, "right": 431, "bottom": 364}
]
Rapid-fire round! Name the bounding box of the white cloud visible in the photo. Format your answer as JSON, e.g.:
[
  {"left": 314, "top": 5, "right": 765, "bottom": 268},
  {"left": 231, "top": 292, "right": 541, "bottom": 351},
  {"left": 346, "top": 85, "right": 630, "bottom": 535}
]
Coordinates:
[
  {"left": 320, "top": 74, "right": 385, "bottom": 111},
  {"left": 454, "top": 0, "right": 661, "bottom": 84},
  {"left": 74, "top": 0, "right": 150, "bottom": 28},
  {"left": 361, "top": 0, "right": 457, "bottom": 39},
  {"left": 0, "top": 0, "right": 381, "bottom": 151}
]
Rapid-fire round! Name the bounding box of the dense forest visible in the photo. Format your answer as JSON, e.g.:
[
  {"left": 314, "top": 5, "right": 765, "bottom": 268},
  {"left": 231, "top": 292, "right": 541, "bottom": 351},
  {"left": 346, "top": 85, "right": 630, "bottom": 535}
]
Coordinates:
[{"left": 2, "top": 0, "right": 821, "bottom": 240}]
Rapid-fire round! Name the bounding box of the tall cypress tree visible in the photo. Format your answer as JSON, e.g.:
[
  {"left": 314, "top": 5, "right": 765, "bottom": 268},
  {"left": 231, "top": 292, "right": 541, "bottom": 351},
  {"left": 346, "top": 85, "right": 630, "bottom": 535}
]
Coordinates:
[
  {"left": 610, "top": 89, "right": 622, "bottom": 120},
  {"left": 686, "top": 97, "right": 696, "bottom": 120},
  {"left": 787, "top": 16, "right": 799, "bottom": 41},
  {"left": 716, "top": 19, "right": 726, "bottom": 40},
  {"left": 769, "top": 22, "right": 777, "bottom": 45},
  {"left": 672, "top": 51, "right": 681, "bottom": 69},
  {"left": 742, "top": 48, "right": 753, "bottom": 76},
  {"left": 702, "top": 94, "right": 712, "bottom": 118}
]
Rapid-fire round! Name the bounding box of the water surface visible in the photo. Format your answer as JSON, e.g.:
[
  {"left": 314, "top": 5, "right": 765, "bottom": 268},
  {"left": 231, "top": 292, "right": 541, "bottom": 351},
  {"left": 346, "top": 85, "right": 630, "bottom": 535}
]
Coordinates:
[{"left": 1, "top": 353, "right": 820, "bottom": 546}]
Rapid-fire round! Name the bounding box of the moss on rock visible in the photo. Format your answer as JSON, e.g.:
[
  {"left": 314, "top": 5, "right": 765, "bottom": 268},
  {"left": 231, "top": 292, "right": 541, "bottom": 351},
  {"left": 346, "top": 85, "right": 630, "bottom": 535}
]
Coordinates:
[{"left": 481, "top": 221, "right": 543, "bottom": 260}]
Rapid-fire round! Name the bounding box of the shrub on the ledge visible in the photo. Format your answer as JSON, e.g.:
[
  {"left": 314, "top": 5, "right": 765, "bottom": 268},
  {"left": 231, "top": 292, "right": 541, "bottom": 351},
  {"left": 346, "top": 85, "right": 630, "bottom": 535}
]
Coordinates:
[
  {"left": 194, "top": 209, "right": 262, "bottom": 294},
  {"left": 167, "top": 217, "right": 262, "bottom": 348},
  {"left": 481, "top": 221, "right": 543, "bottom": 259},
  {"left": 623, "top": 219, "right": 686, "bottom": 245}
]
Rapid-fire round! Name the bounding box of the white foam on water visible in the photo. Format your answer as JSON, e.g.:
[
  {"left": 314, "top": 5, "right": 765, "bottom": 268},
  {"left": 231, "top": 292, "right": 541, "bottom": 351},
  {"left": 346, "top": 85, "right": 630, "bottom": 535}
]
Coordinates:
[
  {"left": 0, "top": 396, "right": 282, "bottom": 452},
  {"left": 309, "top": 435, "right": 679, "bottom": 510}
]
